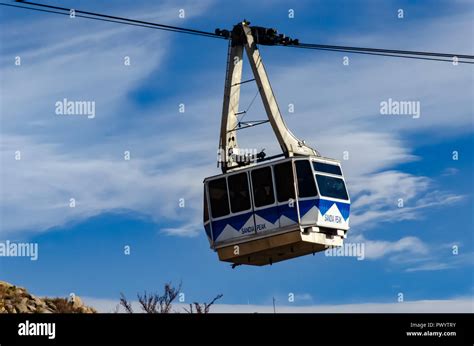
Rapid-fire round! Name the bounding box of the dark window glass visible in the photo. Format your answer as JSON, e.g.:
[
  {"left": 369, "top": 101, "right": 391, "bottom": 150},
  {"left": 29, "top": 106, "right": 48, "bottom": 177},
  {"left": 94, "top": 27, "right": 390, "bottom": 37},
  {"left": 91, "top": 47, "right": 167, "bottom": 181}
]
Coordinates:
[
  {"left": 313, "top": 161, "right": 342, "bottom": 175},
  {"left": 203, "top": 187, "right": 209, "bottom": 222},
  {"left": 228, "top": 173, "right": 251, "bottom": 213},
  {"left": 251, "top": 167, "right": 275, "bottom": 207},
  {"left": 209, "top": 178, "right": 230, "bottom": 218},
  {"left": 274, "top": 162, "right": 295, "bottom": 202},
  {"left": 316, "top": 175, "right": 349, "bottom": 200},
  {"left": 295, "top": 160, "right": 317, "bottom": 197}
]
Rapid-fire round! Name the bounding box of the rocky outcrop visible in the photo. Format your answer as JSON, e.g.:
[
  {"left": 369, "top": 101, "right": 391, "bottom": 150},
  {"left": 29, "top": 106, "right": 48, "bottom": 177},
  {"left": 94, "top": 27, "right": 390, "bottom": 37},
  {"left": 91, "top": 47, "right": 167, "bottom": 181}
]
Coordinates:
[{"left": 0, "top": 281, "right": 96, "bottom": 313}]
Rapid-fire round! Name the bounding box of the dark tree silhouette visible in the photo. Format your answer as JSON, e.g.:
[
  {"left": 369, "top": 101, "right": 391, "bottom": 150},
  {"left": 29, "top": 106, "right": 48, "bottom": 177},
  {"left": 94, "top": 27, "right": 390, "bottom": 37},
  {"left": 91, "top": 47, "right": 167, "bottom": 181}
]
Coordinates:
[
  {"left": 184, "top": 294, "right": 223, "bottom": 314},
  {"left": 119, "top": 292, "right": 133, "bottom": 313},
  {"left": 120, "top": 282, "right": 222, "bottom": 314},
  {"left": 120, "top": 282, "right": 182, "bottom": 313}
]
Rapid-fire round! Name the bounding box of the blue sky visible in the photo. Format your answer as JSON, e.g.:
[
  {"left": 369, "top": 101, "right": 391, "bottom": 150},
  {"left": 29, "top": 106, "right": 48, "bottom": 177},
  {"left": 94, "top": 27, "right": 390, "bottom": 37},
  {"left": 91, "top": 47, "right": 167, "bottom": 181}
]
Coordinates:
[{"left": 0, "top": 0, "right": 473, "bottom": 312}]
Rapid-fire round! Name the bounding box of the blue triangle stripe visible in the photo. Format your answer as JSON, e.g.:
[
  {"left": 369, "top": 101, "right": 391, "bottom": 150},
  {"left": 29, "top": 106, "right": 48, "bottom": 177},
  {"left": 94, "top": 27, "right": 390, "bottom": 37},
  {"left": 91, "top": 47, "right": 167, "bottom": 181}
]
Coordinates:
[
  {"left": 229, "top": 212, "right": 253, "bottom": 232},
  {"left": 211, "top": 212, "right": 253, "bottom": 240},
  {"left": 204, "top": 223, "right": 212, "bottom": 240},
  {"left": 298, "top": 199, "right": 317, "bottom": 217},
  {"left": 335, "top": 201, "right": 350, "bottom": 221},
  {"left": 317, "top": 199, "right": 350, "bottom": 221},
  {"left": 279, "top": 204, "right": 298, "bottom": 222},
  {"left": 255, "top": 207, "right": 280, "bottom": 224},
  {"left": 317, "top": 199, "right": 333, "bottom": 216},
  {"left": 208, "top": 199, "right": 350, "bottom": 241}
]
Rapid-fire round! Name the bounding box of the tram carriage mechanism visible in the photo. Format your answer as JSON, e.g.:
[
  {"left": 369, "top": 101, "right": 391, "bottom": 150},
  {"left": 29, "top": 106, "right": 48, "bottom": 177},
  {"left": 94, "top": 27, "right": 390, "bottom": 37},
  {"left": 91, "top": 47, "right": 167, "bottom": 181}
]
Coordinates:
[{"left": 203, "top": 21, "right": 350, "bottom": 266}]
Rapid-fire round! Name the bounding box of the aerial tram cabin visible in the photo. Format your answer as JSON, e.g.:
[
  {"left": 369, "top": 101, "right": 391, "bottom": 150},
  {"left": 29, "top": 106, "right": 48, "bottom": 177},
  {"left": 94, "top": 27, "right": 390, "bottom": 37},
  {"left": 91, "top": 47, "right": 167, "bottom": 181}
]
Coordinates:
[
  {"left": 204, "top": 156, "right": 350, "bottom": 266},
  {"left": 204, "top": 22, "right": 351, "bottom": 266}
]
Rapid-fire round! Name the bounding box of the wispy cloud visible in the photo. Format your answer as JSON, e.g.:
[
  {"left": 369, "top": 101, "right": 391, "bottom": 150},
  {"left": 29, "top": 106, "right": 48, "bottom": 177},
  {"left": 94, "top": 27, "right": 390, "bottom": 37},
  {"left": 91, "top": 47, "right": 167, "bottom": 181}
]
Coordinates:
[
  {"left": 441, "top": 167, "right": 460, "bottom": 176},
  {"left": 351, "top": 235, "right": 429, "bottom": 260},
  {"left": 0, "top": 1, "right": 217, "bottom": 236},
  {"left": 404, "top": 251, "right": 473, "bottom": 273},
  {"left": 349, "top": 234, "right": 473, "bottom": 273},
  {"left": 83, "top": 296, "right": 474, "bottom": 313}
]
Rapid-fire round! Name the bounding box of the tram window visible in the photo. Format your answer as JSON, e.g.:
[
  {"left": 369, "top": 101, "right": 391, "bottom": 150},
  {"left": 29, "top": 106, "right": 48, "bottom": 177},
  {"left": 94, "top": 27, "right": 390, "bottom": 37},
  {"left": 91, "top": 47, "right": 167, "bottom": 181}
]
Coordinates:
[
  {"left": 228, "top": 172, "right": 251, "bottom": 213},
  {"left": 251, "top": 167, "right": 275, "bottom": 207},
  {"left": 295, "top": 160, "right": 317, "bottom": 197},
  {"left": 208, "top": 178, "right": 230, "bottom": 218},
  {"left": 313, "top": 161, "right": 342, "bottom": 175},
  {"left": 316, "top": 175, "right": 349, "bottom": 200},
  {"left": 203, "top": 187, "right": 209, "bottom": 222},
  {"left": 274, "top": 162, "right": 295, "bottom": 202}
]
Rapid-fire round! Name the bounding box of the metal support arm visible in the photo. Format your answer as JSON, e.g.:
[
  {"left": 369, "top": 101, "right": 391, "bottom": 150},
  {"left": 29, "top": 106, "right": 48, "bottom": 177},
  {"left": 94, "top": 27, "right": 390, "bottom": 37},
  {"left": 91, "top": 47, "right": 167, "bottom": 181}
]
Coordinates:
[{"left": 219, "top": 22, "right": 319, "bottom": 173}]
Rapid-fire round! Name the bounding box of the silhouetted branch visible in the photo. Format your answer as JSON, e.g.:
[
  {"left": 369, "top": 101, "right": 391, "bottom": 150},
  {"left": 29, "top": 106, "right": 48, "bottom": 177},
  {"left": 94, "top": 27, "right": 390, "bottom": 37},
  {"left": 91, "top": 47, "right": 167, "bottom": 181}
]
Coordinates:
[
  {"left": 184, "top": 294, "right": 223, "bottom": 314},
  {"left": 119, "top": 293, "right": 133, "bottom": 313}
]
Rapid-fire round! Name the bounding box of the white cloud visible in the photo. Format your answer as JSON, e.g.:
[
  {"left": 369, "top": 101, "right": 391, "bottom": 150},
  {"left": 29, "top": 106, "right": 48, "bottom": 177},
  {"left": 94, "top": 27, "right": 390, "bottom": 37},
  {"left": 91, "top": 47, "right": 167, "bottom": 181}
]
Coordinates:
[
  {"left": 347, "top": 235, "right": 474, "bottom": 273},
  {"left": 351, "top": 235, "right": 429, "bottom": 260},
  {"left": 161, "top": 221, "right": 203, "bottom": 237},
  {"left": 349, "top": 182, "right": 465, "bottom": 231},
  {"left": 405, "top": 263, "right": 453, "bottom": 272},
  {"left": 0, "top": 134, "right": 215, "bottom": 236},
  {"left": 350, "top": 171, "right": 429, "bottom": 210},
  {"left": 82, "top": 297, "right": 474, "bottom": 313},
  {"left": 0, "top": 1, "right": 217, "bottom": 236},
  {"left": 404, "top": 252, "right": 474, "bottom": 273},
  {"left": 441, "top": 167, "right": 460, "bottom": 176}
]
